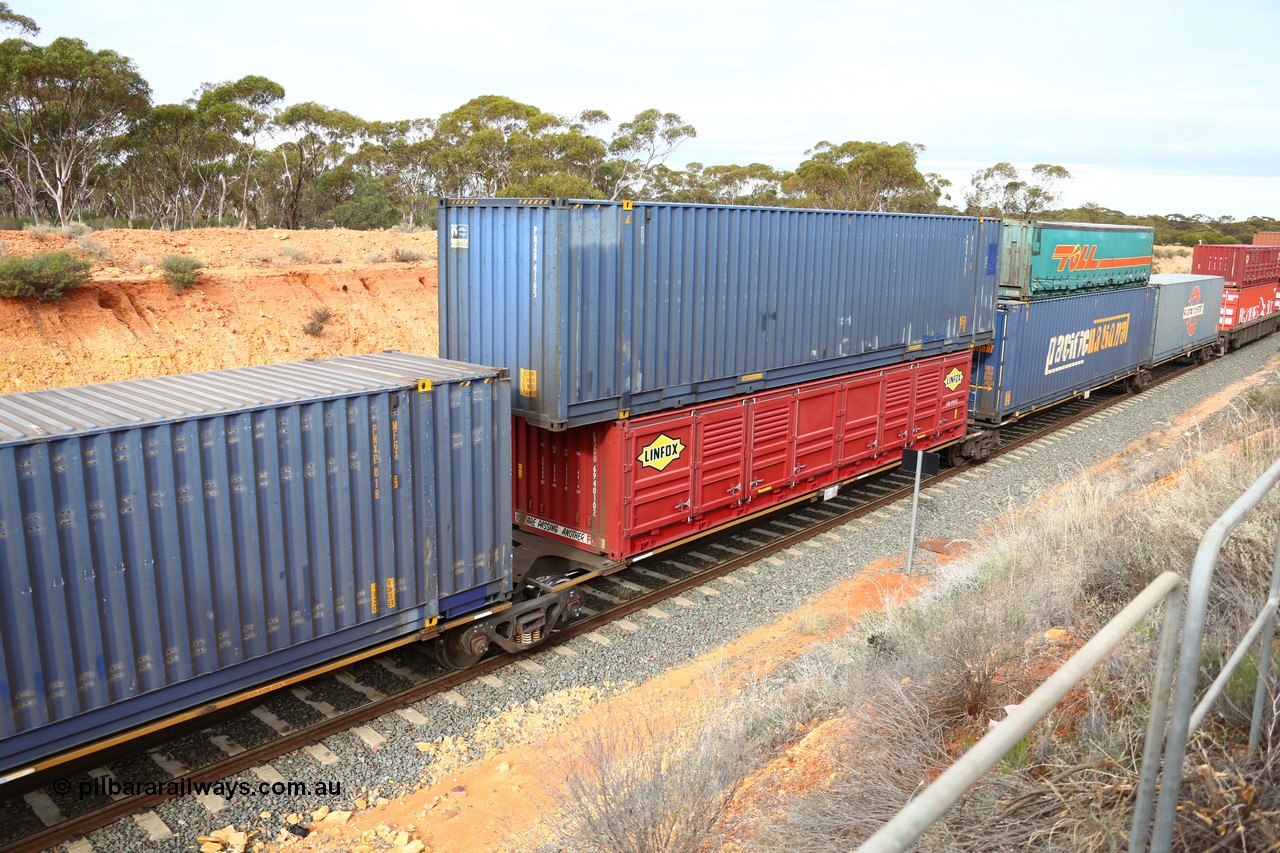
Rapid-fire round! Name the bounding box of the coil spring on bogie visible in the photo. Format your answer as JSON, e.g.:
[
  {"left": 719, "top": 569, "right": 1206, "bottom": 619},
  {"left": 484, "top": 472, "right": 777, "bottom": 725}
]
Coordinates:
[{"left": 518, "top": 628, "right": 542, "bottom": 645}]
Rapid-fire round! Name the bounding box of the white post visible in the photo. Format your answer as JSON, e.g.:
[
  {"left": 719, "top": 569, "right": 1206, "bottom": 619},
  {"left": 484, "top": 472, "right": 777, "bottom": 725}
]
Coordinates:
[{"left": 905, "top": 451, "right": 923, "bottom": 574}]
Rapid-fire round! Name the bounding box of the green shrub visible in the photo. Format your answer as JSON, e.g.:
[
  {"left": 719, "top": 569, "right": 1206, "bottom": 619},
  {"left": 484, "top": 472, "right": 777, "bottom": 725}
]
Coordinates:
[
  {"left": 301, "top": 320, "right": 324, "bottom": 336},
  {"left": 159, "top": 254, "right": 204, "bottom": 292},
  {"left": 0, "top": 251, "right": 90, "bottom": 301},
  {"left": 311, "top": 307, "right": 332, "bottom": 324}
]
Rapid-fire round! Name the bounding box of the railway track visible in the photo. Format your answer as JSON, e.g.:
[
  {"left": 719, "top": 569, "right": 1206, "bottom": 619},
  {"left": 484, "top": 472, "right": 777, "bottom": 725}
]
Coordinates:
[{"left": 0, "top": 359, "right": 1198, "bottom": 853}]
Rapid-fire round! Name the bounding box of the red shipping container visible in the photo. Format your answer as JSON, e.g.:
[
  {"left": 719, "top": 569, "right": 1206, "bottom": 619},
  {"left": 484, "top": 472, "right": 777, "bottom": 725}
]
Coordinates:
[
  {"left": 1192, "top": 244, "right": 1280, "bottom": 288},
  {"left": 513, "top": 351, "right": 971, "bottom": 561},
  {"left": 1253, "top": 232, "right": 1280, "bottom": 247},
  {"left": 1219, "top": 282, "right": 1280, "bottom": 331}
]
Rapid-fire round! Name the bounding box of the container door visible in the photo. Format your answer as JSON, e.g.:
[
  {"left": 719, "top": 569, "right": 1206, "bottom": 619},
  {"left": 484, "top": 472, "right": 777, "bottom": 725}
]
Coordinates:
[
  {"left": 625, "top": 418, "right": 695, "bottom": 533},
  {"left": 910, "top": 359, "right": 943, "bottom": 438},
  {"left": 792, "top": 383, "right": 839, "bottom": 480},
  {"left": 881, "top": 365, "right": 914, "bottom": 448},
  {"left": 691, "top": 404, "right": 749, "bottom": 515},
  {"left": 746, "top": 394, "right": 793, "bottom": 494},
  {"left": 838, "top": 372, "right": 884, "bottom": 466}
]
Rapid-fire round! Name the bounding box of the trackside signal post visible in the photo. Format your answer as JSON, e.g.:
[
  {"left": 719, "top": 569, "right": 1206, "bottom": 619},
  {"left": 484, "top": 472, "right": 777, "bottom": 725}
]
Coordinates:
[{"left": 901, "top": 449, "right": 940, "bottom": 574}]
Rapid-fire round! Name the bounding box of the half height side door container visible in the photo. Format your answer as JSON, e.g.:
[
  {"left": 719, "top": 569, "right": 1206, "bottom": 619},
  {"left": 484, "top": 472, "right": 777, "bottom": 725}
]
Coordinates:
[
  {"left": 971, "top": 288, "right": 1156, "bottom": 424},
  {"left": 0, "top": 353, "right": 511, "bottom": 777},
  {"left": 1149, "top": 273, "right": 1225, "bottom": 363},
  {"left": 440, "top": 198, "right": 1001, "bottom": 431},
  {"left": 1192, "top": 244, "right": 1280, "bottom": 288},
  {"left": 998, "top": 220, "right": 1153, "bottom": 300},
  {"left": 1218, "top": 281, "right": 1280, "bottom": 348},
  {"left": 513, "top": 350, "right": 971, "bottom": 561}
]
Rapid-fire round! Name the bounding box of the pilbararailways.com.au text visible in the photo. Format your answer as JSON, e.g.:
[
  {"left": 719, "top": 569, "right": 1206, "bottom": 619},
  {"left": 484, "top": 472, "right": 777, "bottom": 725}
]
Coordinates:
[{"left": 52, "top": 776, "right": 342, "bottom": 801}]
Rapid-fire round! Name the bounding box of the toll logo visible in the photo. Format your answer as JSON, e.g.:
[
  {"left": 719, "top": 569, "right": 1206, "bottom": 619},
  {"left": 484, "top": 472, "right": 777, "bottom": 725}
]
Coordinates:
[
  {"left": 637, "top": 433, "right": 686, "bottom": 471},
  {"left": 1183, "top": 285, "right": 1204, "bottom": 336},
  {"left": 944, "top": 367, "right": 964, "bottom": 391},
  {"left": 1051, "top": 244, "right": 1153, "bottom": 272}
]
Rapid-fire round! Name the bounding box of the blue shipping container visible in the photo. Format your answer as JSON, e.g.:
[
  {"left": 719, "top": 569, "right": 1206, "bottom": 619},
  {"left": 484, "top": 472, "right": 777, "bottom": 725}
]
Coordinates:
[
  {"left": 971, "top": 288, "right": 1156, "bottom": 424},
  {"left": 0, "top": 353, "right": 511, "bottom": 776},
  {"left": 1149, "top": 273, "right": 1225, "bottom": 364},
  {"left": 440, "top": 198, "right": 1002, "bottom": 430}
]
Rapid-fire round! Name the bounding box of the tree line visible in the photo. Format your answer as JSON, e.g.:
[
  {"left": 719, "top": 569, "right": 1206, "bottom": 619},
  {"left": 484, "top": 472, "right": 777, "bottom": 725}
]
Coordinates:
[{"left": 0, "top": 5, "right": 1273, "bottom": 244}]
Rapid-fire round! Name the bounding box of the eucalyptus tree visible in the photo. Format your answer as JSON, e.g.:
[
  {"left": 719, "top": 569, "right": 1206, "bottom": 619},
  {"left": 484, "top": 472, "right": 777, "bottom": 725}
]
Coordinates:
[
  {"left": 782, "top": 140, "right": 942, "bottom": 212},
  {"left": 272, "top": 101, "right": 367, "bottom": 228},
  {"left": 604, "top": 109, "right": 696, "bottom": 200},
  {"left": 0, "top": 36, "right": 150, "bottom": 224},
  {"left": 196, "top": 75, "right": 285, "bottom": 226},
  {"left": 963, "top": 162, "right": 1071, "bottom": 216}
]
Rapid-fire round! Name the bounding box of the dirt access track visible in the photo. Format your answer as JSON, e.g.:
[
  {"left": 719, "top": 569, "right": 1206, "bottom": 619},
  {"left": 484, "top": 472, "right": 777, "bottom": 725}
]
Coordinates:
[{"left": 0, "top": 227, "right": 441, "bottom": 393}]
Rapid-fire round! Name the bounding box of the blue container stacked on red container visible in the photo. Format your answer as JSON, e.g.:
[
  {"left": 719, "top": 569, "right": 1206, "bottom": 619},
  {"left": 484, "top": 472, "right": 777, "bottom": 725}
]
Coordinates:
[{"left": 1, "top": 199, "right": 1276, "bottom": 782}]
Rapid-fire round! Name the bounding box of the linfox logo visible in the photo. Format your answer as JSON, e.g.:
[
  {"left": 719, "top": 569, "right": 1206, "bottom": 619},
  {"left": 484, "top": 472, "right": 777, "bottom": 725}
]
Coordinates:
[
  {"left": 637, "top": 433, "right": 686, "bottom": 471},
  {"left": 1052, "top": 243, "right": 1102, "bottom": 272},
  {"left": 1043, "top": 313, "right": 1131, "bottom": 375},
  {"left": 943, "top": 367, "right": 964, "bottom": 391},
  {"left": 1183, "top": 285, "right": 1204, "bottom": 336}
]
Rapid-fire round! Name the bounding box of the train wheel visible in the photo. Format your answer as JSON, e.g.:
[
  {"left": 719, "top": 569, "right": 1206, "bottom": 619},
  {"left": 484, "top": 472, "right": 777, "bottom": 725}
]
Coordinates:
[{"left": 435, "top": 625, "right": 489, "bottom": 670}]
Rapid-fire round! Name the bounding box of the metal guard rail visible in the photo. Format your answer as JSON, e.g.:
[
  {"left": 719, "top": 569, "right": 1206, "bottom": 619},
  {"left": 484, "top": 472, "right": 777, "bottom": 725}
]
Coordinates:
[{"left": 859, "top": 455, "right": 1280, "bottom": 853}]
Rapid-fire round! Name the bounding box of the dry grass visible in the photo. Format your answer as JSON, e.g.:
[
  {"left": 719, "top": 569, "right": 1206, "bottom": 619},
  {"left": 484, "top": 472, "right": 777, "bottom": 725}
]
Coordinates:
[{"left": 750, "top": 400, "right": 1280, "bottom": 850}]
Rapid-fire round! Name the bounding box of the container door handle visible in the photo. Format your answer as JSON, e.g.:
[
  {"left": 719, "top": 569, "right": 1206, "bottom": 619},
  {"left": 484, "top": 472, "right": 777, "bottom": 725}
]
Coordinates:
[
  {"left": 675, "top": 499, "right": 690, "bottom": 511},
  {"left": 750, "top": 478, "right": 765, "bottom": 488},
  {"left": 726, "top": 483, "right": 741, "bottom": 494},
  {"left": 794, "top": 463, "right": 806, "bottom": 473}
]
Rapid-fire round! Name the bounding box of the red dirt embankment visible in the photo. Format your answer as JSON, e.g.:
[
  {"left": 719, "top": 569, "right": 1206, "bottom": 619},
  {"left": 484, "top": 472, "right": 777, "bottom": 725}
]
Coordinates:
[{"left": 0, "top": 227, "right": 440, "bottom": 393}]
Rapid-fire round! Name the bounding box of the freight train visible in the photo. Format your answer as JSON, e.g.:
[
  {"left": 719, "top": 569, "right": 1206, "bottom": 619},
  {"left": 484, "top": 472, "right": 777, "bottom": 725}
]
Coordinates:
[{"left": 2, "top": 199, "right": 1277, "bottom": 781}]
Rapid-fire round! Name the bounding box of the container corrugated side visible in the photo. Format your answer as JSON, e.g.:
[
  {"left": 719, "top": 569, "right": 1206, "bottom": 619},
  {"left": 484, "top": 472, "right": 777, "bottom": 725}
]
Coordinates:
[
  {"left": 440, "top": 198, "right": 1000, "bottom": 431},
  {"left": 971, "top": 288, "right": 1156, "bottom": 424},
  {"left": 1254, "top": 232, "right": 1280, "bottom": 247},
  {"left": 1192, "top": 244, "right": 1280, "bottom": 287},
  {"left": 998, "top": 220, "right": 1153, "bottom": 300},
  {"left": 1149, "top": 273, "right": 1225, "bottom": 363},
  {"left": 0, "top": 353, "right": 511, "bottom": 775},
  {"left": 514, "top": 351, "right": 971, "bottom": 560}
]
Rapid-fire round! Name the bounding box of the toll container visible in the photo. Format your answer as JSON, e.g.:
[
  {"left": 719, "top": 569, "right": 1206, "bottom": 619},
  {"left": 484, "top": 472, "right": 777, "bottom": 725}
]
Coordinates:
[
  {"left": 971, "top": 288, "right": 1156, "bottom": 424},
  {"left": 0, "top": 353, "right": 512, "bottom": 776},
  {"left": 440, "top": 198, "right": 1001, "bottom": 431},
  {"left": 1148, "top": 273, "right": 1225, "bottom": 364},
  {"left": 1252, "top": 232, "right": 1280, "bottom": 247},
  {"left": 998, "top": 220, "right": 1153, "bottom": 300},
  {"left": 1192, "top": 244, "right": 1280, "bottom": 288},
  {"left": 514, "top": 350, "right": 971, "bottom": 561}
]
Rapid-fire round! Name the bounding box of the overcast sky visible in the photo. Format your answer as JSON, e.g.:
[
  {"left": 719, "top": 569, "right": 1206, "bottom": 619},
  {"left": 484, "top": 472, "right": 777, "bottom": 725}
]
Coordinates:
[{"left": 27, "top": 0, "right": 1280, "bottom": 219}]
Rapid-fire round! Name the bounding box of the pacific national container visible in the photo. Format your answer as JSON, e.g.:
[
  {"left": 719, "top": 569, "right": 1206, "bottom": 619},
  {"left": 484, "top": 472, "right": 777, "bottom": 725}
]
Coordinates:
[
  {"left": 1149, "top": 273, "right": 1225, "bottom": 364},
  {"left": 514, "top": 350, "right": 971, "bottom": 561},
  {"left": 971, "top": 288, "right": 1156, "bottom": 424},
  {"left": 998, "top": 220, "right": 1153, "bottom": 300},
  {"left": 1192, "top": 244, "right": 1280, "bottom": 288},
  {"left": 1252, "top": 232, "right": 1280, "bottom": 247},
  {"left": 440, "top": 198, "right": 1001, "bottom": 431},
  {"left": 0, "top": 353, "right": 511, "bottom": 776}
]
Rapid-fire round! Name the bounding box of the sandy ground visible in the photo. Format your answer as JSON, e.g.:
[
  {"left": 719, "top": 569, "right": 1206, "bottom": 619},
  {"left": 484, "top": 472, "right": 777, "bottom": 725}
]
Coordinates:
[{"left": 0, "top": 227, "right": 440, "bottom": 393}]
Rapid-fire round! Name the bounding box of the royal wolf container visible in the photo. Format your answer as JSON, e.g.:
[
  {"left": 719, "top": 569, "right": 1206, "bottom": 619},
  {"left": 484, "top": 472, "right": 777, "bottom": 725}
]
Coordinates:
[
  {"left": 440, "top": 198, "right": 1001, "bottom": 431},
  {"left": 513, "top": 350, "right": 971, "bottom": 561},
  {"left": 1148, "top": 273, "right": 1225, "bottom": 364},
  {"left": 1192, "top": 244, "right": 1280, "bottom": 288},
  {"left": 971, "top": 288, "right": 1156, "bottom": 424},
  {"left": 1254, "top": 232, "right": 1280, "bottom": 247},
  {"left": 997, "top": 220, "right": 1153, "bottom": 300},
  {"left": 0, "top": 353, "right": 511, "bottom": 777},
  {"left": 1218, "top": 280, "right": 1280, "bottom": 348}
]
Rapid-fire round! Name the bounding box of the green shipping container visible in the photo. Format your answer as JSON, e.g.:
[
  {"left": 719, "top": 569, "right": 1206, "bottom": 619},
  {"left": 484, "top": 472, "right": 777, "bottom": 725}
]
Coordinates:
[{"left": 999, "top": 220, "right": 1154, "bottom": 300}]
